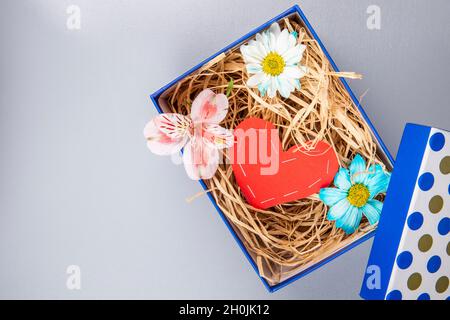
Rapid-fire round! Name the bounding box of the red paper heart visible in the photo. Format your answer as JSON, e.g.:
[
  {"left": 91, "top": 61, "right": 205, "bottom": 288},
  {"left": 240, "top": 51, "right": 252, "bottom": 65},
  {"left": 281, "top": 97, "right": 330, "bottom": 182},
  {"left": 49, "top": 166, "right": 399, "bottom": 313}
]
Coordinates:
[{"left": 230, "top": 118, "right": 339, "bottom": 209}]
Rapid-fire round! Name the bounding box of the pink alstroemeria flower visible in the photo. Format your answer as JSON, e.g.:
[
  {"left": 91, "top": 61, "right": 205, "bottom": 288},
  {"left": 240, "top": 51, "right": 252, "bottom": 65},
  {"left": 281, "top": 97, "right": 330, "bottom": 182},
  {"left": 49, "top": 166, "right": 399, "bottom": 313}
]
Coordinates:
[{"left": 144, "top": 89, "right": 233, "bottom": 180}]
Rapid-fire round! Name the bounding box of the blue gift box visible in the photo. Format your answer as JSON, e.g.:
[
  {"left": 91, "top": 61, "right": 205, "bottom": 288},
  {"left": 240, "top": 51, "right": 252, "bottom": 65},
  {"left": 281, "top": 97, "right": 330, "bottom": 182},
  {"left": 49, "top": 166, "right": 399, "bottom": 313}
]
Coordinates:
[
  {"left": 150, "top": 5, "right": 394, "bottom": 292},
  {"left": 361, "top": 124, "right": 449, "bottom": 300}
]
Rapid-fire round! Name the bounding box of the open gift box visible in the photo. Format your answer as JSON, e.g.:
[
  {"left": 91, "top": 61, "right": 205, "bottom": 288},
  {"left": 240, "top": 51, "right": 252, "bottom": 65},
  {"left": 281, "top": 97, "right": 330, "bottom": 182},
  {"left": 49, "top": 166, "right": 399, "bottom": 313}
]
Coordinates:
[{"left": 149, "top": 5, "right": 394, "bottom": 292}]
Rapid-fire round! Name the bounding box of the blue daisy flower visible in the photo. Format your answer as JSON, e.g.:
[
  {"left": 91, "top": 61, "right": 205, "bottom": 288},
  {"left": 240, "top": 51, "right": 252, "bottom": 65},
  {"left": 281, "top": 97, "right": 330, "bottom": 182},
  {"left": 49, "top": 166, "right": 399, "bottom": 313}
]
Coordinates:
[{"left": 319, "top": 154, "right": 391, "bottom": 234}]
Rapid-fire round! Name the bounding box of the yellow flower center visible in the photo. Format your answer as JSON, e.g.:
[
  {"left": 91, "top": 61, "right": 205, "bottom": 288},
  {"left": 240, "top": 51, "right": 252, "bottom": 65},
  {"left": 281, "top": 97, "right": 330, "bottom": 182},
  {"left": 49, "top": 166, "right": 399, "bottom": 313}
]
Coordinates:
[
  {"left": 347, "top": 184, "right": 370, "bottom": 208},
  {"left": 262, "top": 52, "right": 285, "bottom": 76}
]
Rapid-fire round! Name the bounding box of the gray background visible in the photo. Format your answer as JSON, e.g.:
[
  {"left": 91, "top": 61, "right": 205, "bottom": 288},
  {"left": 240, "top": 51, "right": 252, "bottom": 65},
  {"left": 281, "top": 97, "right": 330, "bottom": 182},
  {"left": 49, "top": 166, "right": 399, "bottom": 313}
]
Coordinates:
[{"left": 0, "top": 0, "right": 449, "bottom": 299}]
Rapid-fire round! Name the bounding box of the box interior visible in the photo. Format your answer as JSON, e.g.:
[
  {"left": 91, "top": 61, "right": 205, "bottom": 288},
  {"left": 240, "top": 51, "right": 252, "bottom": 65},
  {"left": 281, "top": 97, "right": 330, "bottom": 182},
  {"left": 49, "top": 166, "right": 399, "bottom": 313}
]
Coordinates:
[{"left": 154, "top": 10, "right": 394, "bottom": 289}]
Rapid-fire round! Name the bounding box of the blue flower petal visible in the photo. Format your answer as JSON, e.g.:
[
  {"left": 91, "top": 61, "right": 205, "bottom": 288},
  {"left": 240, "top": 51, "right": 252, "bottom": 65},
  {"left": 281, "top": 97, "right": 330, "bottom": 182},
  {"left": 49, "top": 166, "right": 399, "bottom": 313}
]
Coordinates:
[
  {"left": 334, "top": 168, "right": 352, "bottom": 191},
  {"left": 327, "top": 197, "right": 351, "bottom": 221},
  {"left": 258, "top": 81, "right": 269, "bottom": 97},
  {"left": 370, "top": 198, "right": 383, "bottom": 212},
  {"left": 336, "top": 206, "right": 362, "bottom": 234},
  {"left": 362, "top": 199, "right": 383, "bottom": 225},
  {"left": 349, "top": 154, "right": 366, "bottom": 182},
  {"left": 367, "top": 170, "right": 391, "bottom": 198},
  {"left": 369, "top": 164, "right": 391, "bottom": 179},
  {"left": 370, "top": 164, "right": 383, "bottom": 174},
  {"left": 319, "top": 188, "right": 347, "bottom": 207},
  {"left": 354, "top": 172, "right": 370, "bottom": 185}
]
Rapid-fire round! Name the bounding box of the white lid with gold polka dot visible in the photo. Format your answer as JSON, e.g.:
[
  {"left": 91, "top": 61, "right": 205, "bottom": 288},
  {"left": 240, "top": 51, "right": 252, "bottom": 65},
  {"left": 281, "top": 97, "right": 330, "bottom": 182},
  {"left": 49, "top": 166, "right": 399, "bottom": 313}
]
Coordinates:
[{"left": 361, "top": 123, "right": 449, "bottom": 300}]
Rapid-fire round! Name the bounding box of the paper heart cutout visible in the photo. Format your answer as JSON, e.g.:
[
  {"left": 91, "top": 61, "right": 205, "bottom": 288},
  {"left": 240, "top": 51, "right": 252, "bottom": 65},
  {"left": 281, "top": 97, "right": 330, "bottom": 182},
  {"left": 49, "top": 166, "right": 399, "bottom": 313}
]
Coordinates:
[{"left": 231, "top": 118, "right": 339, "bottom": 209}]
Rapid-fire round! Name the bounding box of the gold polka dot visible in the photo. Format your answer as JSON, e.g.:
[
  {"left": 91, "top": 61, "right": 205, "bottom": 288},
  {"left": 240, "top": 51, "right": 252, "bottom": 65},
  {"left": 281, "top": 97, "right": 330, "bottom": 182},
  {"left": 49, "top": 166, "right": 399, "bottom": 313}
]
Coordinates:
[
  {"left": 407, "top": 273, "right": 422, "bottom": 291},
  {"left": 418, "top": 234, "right": 433, "bottom": 252},
  {"left": 429, "top": 195, "right": 443, "bottom": 214},
  {"left": 436, "top": 276, "right": 449, "bottom": 294},
  {"left": 447, "top": 242, "right": 450, "bottom": 256},
  {"left": 440, "top": 156, "right": 450, "bottom": 174}
]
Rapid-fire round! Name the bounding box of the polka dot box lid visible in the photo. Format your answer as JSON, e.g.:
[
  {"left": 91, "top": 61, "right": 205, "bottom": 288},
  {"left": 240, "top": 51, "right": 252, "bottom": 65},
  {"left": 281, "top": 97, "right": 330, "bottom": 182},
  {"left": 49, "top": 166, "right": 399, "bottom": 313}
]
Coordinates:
[{"left": 360, "top": 124, "right": 449, "bottom": 300}]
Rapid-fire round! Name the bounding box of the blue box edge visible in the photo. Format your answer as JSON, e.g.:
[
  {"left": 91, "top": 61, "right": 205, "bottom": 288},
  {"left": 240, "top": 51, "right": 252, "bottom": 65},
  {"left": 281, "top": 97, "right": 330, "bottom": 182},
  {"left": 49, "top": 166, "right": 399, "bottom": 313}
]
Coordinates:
[
  {"left": 149, "top": 4, "right": 395, "bottom": 293},
  {"left": 359, "top": 123, "right": 431, "bottom": 300}
]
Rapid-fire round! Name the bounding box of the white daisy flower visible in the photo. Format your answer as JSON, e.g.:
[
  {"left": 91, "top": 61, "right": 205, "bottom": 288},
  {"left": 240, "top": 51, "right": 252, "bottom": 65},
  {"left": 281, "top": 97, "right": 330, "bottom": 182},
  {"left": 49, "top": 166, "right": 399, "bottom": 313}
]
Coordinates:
[{"left": 240, "top": 22, "right": 307, "bottom": 99}]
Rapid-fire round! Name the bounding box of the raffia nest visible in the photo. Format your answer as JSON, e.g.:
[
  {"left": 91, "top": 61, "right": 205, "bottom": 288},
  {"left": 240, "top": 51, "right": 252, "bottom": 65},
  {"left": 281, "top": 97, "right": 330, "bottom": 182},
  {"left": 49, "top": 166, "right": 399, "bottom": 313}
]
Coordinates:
[{"left": 157, "top": 15, "right": 391, "bottom": 285}]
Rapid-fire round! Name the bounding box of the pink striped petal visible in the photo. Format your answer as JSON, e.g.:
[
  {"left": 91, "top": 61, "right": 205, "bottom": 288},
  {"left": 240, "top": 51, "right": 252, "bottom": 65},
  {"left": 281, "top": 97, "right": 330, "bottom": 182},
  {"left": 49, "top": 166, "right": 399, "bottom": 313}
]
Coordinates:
[
  {"left": 202, "top": 124, "right": 234, "bottom": 149},
  {"left": 182, "top": 138, "right": 219, "bottom": 180},
  {"left": 191, "top": 89, "right": 229, "bottom": 124},
  {"left": 153, "top": 113, "right": 192, "bottom": 138},
  {"left": 143, "top": 117, "right": 188, "bottom": 155}
]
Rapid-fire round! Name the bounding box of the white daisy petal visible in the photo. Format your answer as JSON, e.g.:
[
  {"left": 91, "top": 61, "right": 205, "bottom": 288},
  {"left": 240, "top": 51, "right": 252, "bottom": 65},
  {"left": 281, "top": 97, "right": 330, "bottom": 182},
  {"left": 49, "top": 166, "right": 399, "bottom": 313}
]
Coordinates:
[
  {"left": 276, "top": 29, "right": 290, "bottom": 55},
  {"left": 247, "top": 44, "right": 265, "bottom": 61},
  {"left": 268, "top": 32, "right": 277, "bottom": 52},
  {"left": 245, "top": 63, "right": 262, "bottom": 74},
  {"left": 255, "top": 34, "right": 266, "bottom": 49},
  {"left": 256, "top": 41, "right": 269, "bottom": 58},
  {"left": 258, "top": 75, "right": 270, "bottom": 96},
  {"left": 277, "top": 75, "right": 293, "bottom": 98},
  {"left": 267, "top": 77, "right": 277, "bottom": 98},
  {"left": 257, "top": 33, "right": 270, "bottom": 52},
  {"left": 283, "top": 45, "right": 303, "bottom": 65},
  {"left": 240, "top": 46, "right": 252, "bottom": 64},
  {"left": 299, "top": 44, "right": 306, "bottom": 55},
  {"left": 287, "top": 32, "right": 297, "bottom": 49},
  {"left": 268, "top": 22, "right": 281, "bottom": 36},
  {"left": 256, "top": 32, "right": 263, "bottom": 43},
  {"left": 247, "top": 72, "right": 265, "bottom": 87},
  {"left": 240, "top": 45, "right": 262, "bottom": 64},
  {"left": 283, "top": 66, "right": 303, "bottom": 79},
  {"left": 300, "top": 65, "right": 308, "bottom": 75},
  {"left": 286, "top": 77, "right": 301, "bottom": 90}
]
